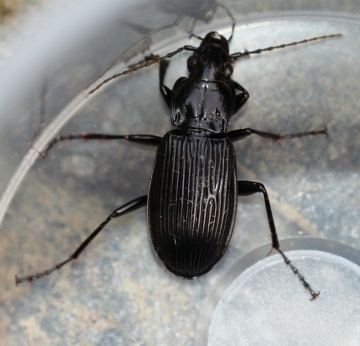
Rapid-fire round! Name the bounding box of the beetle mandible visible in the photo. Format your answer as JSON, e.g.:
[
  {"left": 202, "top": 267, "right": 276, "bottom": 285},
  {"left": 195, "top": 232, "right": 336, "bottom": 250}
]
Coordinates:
[{"left": 16, "top": 28, "right": 341, "bottom": 300}]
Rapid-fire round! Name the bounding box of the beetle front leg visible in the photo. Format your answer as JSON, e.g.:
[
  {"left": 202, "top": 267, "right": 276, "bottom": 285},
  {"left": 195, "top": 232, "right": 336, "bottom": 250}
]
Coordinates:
[
  {"left": 229, "top": 80, "right": 249, "bottom": 114},
  {"left": 237, "top": 180, "right": 320, "bottom": 300},
  {"left": 15, "top": 195, "right": 147, "bottom": 285},
  {"left": 159, "top": 60, "right": 172, "bottom": 108}
]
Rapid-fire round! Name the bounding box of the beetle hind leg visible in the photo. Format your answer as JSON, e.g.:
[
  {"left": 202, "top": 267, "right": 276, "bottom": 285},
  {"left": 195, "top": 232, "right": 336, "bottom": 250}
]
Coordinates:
[
  {"left": 16, "top": 195, "right": 147, "bottom": 285},
  {"left": 237, "top": 180, "right": 319, "bottom": 300}
]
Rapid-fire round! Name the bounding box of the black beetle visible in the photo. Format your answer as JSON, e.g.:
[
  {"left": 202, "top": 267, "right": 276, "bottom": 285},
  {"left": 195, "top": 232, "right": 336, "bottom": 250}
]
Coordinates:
[{"left": 16, "top": 29, "right": 341, "bottom": 299}]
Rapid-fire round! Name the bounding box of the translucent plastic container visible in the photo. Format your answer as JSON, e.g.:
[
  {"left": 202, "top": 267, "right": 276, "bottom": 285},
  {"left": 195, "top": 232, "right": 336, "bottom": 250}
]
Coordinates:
[{"left": 0, "top": 1, "right": 359, "bottom": 345}]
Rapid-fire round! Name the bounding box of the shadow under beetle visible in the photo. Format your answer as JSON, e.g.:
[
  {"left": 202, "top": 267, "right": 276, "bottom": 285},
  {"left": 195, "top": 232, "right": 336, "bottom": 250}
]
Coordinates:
[{"left": 16, "top": 27, "right": 341, "bottom": 300}]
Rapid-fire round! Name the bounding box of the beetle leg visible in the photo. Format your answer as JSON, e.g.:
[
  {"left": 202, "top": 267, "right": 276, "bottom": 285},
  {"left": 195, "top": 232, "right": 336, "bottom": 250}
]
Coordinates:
[
  {"left": 40, "top": 133, "right": 162, "bottom": 158},
  {"left": 15, "top": 195, "right": 148, "bottom": 285},
  {"left": 159, "top": 60, "right": 172, "bottom": 108},
  {"left": 228, "top": 126, "right": 328, "bottom": 143},
  {"left": 237, "top": 180, "right": 319, "bottom": 300},
  {"left": 229, "top": 80, "right": 249, "bottom": 114}
]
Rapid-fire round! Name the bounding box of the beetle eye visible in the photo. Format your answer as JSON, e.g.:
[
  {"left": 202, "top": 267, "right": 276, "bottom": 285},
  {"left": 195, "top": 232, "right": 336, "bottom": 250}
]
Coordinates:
[{"left": 187, "top": 55, "right": 197, "bottom": 71}]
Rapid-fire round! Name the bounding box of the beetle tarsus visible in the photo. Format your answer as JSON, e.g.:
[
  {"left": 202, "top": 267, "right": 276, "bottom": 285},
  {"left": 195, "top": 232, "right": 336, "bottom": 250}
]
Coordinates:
[{"left": 276, "top": 247, "right": 320, "bottom": 300}]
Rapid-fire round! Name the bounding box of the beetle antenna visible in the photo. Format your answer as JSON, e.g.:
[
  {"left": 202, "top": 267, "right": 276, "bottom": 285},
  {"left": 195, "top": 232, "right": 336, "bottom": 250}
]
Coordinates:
[
  {"left": 88, "top": 44, "right": 197, "bottom": 95},
  {"left": 218, "top": 4, "right": 236, "bottom": 42},
  {"left": 230, "top": 33, "right": 342, "bottom": 60},
  {"left": 85, "top": 14, "right": 186, "bottom": 90},
  {"left": 189, "top": 5, "right": 235, "bottom": 42}
]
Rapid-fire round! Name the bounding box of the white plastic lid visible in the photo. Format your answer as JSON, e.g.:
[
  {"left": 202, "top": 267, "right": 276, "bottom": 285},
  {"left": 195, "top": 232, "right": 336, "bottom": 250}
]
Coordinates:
[{"left": 208, "top": 250, "right": 360, "bottom": 345}]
